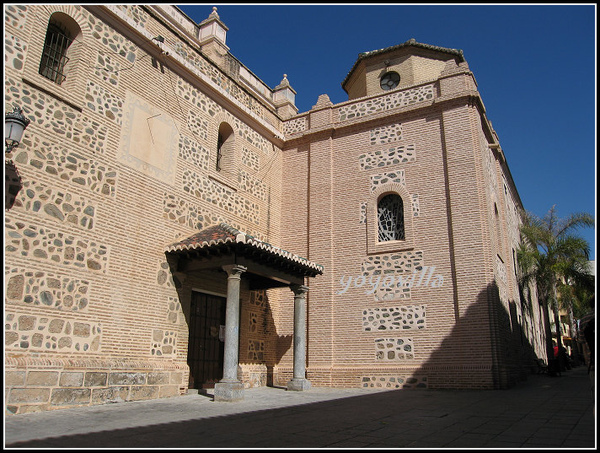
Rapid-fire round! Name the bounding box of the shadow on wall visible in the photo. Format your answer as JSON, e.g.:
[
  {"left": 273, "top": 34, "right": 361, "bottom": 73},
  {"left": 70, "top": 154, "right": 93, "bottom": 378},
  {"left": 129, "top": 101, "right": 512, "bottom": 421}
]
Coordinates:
[
  {"left": 165, "top": 250, "right": 546, "bottom": 391},
  {"left": 5, "top": 160, "right": 23, "bottom": 210},
  {"left": 4, "top": 284, "right": 592, "bottom": 448},
  {"left": 245, "top": 289, "right": 293, "bottom": 387},
  {"left": 410, "top": 281, "right": 545, "bottom": 390},
  {"left": 165, "top": 257, "right": 293, "bottom": 389}
]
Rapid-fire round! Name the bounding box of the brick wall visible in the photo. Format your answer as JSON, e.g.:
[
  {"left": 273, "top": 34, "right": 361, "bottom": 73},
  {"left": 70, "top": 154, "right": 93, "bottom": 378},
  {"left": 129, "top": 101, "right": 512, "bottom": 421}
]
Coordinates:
[
  {"left": 5, "top": 4, "right": 545, "bottom": 415},
  {"left": 282, "top": 56, "right": 544, "bottom": 389},
  {"left": 5, "top": 4, "right": 285, "bottom": 414}
]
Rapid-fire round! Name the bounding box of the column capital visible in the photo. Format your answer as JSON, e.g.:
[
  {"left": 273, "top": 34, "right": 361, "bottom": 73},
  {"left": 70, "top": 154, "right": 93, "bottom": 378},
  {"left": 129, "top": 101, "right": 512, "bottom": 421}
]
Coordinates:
[
  {"left": 222, "top": 264, "right": 247, "bottom": 277},
  {"left": 290, "top": 284, "right": 309, "bottom": 296}
]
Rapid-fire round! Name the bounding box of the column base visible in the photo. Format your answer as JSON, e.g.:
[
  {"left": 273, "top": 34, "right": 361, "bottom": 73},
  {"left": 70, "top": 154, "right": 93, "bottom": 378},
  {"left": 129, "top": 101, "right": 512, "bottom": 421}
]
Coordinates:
[
  {"left": 213, "top": 381, "right": 245, "bottom": 402},
  {"left": 287, "top": 378, "right": 311, "bottom": 391}
]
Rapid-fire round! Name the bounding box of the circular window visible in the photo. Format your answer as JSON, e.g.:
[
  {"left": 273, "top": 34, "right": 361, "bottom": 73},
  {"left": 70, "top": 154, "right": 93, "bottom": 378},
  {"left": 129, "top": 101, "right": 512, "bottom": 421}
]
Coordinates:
[{"left": 380, "top": 71, "right": 400, "bottom": 91}]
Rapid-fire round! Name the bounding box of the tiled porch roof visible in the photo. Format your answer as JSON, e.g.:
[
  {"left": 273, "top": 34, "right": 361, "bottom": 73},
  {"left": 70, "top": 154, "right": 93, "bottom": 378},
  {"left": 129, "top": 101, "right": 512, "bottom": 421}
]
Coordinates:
[{"left": 165, "top": 223, "right": 323, "bottom": 276}]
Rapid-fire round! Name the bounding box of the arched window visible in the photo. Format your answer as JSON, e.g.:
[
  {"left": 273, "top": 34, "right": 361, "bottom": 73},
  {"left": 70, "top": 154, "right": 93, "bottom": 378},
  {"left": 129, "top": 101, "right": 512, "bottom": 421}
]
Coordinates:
[
  {"left": 378, "top": 194, "right": 405, "bottom": 241},
  {"left": 38, "top": 13, "right": 81, "bottom": 85},
  {"left": 216, "top": 122, "right": 234, "bottom": 172}
]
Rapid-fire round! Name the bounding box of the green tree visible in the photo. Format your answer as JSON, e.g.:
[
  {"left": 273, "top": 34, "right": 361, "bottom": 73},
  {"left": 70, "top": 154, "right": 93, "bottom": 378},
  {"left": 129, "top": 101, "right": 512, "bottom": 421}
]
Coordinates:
[
  {"left": 556, "top": 258, "right": 595, "bottom": 364},
  {"left": 516, "top": 206, "right": 594, "bottom": 369}
]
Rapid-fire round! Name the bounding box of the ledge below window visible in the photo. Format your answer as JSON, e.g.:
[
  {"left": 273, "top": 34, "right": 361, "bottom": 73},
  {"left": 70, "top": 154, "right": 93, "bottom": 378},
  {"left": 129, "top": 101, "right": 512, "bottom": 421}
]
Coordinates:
[
  {"left": 22, "top": 76, "right": 83, "bottom": 112},
  {"left": 366, "top": 238, "right": 415, "bottom": 255},
  {"left": 208, "top": 173, "right": 238, "bottom": 192}
]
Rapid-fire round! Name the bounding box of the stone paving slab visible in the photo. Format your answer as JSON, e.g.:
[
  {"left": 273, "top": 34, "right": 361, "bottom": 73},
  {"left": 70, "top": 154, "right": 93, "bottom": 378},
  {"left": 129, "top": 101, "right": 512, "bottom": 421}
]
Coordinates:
[{"left": 4, "top": 366, "right": 596, "bottom": 448}]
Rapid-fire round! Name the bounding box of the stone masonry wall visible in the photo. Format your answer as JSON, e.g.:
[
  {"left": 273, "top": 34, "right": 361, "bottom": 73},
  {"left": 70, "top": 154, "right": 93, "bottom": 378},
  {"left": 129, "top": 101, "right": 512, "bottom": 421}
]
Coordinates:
[
  {"left": 5, "top": 5, "right": 544, "bottom": 413},
  {"left": 5, "top": 358, "right": 186, "bottom": 414},
  {"left": 5, "top": 4, "right": 284, "bottom": 414}
]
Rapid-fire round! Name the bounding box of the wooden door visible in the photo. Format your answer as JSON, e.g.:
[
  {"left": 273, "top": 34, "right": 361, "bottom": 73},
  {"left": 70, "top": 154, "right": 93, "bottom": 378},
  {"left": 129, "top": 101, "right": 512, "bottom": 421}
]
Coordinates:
[{"left": 187, "top": 292, "right": 226, "bottom": 389}]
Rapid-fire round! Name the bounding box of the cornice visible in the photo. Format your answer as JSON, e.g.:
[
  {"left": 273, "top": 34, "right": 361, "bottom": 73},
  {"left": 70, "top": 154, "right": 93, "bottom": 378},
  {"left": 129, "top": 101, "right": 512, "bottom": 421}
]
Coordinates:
[{"left": 84, "top": 5, "right": 285, "bottom": 147}]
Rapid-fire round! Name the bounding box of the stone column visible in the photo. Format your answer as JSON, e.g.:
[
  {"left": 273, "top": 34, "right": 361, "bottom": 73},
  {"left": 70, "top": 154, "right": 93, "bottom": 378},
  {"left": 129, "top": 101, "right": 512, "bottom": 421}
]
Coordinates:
[
  {"left": 287, "top": 284, "right": 311, "bottom": 391},
  {"left": 214, "top": 264, "right": 246, "bottom": 402}
]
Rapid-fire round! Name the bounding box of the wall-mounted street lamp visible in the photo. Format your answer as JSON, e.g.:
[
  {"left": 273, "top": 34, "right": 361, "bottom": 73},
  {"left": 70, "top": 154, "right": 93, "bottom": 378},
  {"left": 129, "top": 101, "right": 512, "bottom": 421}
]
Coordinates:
[{"left": 5, "top": 106, "right": 30, "bottom": 154}]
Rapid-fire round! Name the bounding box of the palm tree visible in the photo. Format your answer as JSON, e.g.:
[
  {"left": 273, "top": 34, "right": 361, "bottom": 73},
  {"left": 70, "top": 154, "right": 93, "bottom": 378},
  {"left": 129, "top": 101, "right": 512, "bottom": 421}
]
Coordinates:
[
  {"left": 516, "top": 205, "right": 594, "bottom": 372},
  {"left": 557, "top": 260, "right": 595, "bottom": 365}
]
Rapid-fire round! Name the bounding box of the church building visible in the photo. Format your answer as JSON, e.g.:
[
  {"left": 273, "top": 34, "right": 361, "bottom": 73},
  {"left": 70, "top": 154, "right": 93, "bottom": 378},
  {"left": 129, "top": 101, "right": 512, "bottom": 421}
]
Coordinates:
[{"left": 5, "top": 5, "right": 546, "bottom": 414}]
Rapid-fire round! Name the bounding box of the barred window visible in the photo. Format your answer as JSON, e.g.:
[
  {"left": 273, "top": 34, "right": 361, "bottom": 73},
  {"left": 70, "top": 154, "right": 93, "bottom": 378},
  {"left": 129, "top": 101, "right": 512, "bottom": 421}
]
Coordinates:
[
  {"left": 378, "top": 194, "right": 405, "bottom": 241},
  {"left": 39, "top": 20, "right": 73, "bottom": 85}
]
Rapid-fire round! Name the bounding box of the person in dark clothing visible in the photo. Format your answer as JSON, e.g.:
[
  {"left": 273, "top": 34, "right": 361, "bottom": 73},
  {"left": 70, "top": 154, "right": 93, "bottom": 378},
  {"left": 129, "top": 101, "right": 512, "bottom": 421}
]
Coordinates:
[{"left": 583, "top": 317, "right": 595, "bottom": 373}]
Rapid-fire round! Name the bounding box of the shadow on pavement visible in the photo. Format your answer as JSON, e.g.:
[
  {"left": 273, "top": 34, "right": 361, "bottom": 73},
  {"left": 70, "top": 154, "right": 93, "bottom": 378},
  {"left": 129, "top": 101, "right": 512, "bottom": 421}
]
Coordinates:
[
  {"left": 5, "top": 283, "right": 596, "bottom": 448},
  {"left": 5, "top": 366, "right": 595, "bottom": 448}
]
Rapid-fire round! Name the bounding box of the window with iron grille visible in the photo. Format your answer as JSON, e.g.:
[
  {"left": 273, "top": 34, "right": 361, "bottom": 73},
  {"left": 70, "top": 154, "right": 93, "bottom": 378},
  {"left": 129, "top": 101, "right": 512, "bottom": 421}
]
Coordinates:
[
  {"left": 378, "top": 194, "right": 405, "bottom": 241},
  {"left": 39, "top": 20, "right": 73, "bottom": 85}
]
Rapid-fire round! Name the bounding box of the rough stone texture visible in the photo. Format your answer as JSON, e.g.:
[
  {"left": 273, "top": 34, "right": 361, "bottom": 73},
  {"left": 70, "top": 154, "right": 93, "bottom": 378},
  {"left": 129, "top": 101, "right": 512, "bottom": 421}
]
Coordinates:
[
  {"left": 84, "top": 372, "right": 108, "bottom": 387},
  {"left": 363, "top": 305, "right": 426, "bottom": 331},
  {"left": 214, "top": 381, "right": 245, "bottom": 402},
  {"left": 50, "top": 388, "right": 92, "bottom": 406},
  {"left": 359, "top": 144, "right": 416, "bottom": 170},
  {"left": 26, "top": 371, "right": 59, "bottom": 387},
  {"left": 5, "top": 312, "right": 101, "bottom": 353},
  {"left": 59, "top": 372, "right": 85, "bottom": 387},
  {"left": 5, "top": 4, "right": 545, "bottom": 415},
  {"left": 91, "top": 386, "right": 129, "bottom": 404},
  {"left": 338, "top": 84, "right": 434, "bottom": 121},
  {"left": 361, "top": 375, "right": 428, "bottom": 389},
  {"left": 287, "top": 378, "right": 311, "bottom": 391},
  {"left": 7, "top": 388, "right": 51, "bottom": 404}
]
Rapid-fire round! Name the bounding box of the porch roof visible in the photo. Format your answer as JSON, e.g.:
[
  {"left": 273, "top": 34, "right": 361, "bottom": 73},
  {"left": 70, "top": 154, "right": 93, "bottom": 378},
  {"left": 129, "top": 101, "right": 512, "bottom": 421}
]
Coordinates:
[{"left": 165, "top": 223, "right": 323, "bottom": 278}]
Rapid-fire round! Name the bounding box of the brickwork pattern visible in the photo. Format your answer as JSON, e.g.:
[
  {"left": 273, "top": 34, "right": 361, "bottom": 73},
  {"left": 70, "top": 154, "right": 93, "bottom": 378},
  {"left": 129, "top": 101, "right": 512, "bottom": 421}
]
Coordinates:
[
  {"left": 5, "top": 4, "right": 546, "bottom": 414},
  {"left": 5, "top": 4, "right": 284, "bottom": 414},
  {"left": 281, "top": 42, "right": 544, "bottom": 390}
]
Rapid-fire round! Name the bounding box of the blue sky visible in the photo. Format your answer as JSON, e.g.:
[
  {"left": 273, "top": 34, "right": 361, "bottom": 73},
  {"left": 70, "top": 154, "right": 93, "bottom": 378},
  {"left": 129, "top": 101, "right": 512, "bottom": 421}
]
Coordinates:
[{"left": 178, "top": 3, "right": 596, "bottom": 261}]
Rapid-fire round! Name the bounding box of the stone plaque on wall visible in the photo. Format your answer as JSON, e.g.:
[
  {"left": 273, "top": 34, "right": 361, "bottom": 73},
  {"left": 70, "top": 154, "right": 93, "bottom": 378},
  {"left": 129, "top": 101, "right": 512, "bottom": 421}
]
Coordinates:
[{"left": 118, "top": 91, "right": 179, "bottom": 185}]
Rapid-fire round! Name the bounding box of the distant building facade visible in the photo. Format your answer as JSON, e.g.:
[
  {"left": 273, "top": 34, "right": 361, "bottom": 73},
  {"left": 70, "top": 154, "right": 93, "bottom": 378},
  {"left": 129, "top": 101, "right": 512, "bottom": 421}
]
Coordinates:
[{"left": 5, "top": 4, "right": 546, "bottom": 414}]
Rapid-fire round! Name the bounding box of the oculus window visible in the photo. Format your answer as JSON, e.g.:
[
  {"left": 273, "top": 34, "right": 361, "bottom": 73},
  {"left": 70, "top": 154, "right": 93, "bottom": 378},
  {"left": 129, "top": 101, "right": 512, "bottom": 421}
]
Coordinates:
[{"left": 380, "top": 71, "right": 400, "bottom": 91}]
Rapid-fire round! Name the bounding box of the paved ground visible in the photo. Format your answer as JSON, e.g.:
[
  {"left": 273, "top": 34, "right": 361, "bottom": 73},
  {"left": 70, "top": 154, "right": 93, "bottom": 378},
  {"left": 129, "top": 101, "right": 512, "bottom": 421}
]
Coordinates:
[{"left": 4, "top": 365, "right": 596, "bottom": 448}]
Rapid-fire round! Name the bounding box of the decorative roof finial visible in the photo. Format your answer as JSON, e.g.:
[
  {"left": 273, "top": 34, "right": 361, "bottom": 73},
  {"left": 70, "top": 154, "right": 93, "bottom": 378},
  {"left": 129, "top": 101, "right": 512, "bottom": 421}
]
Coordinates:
[
  {"left": 209, "top": 6, "right": 220, "bottom": 20},
  {"left": 276, "top": 74, "right": 291, "bottom": 89}
]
